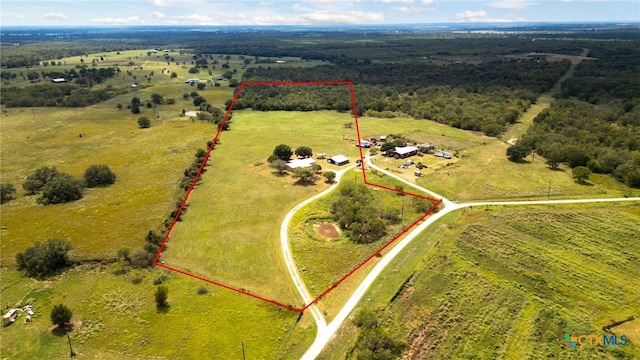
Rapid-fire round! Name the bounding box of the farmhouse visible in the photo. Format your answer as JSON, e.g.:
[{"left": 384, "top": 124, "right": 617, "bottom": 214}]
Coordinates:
[
  {"left": 185, "top": 78, "right": 201, "bottom": 84},
  {"left": 286, "top": 158, "right": 316, "bottom": 171},
  {"left": 434, "top": 150, "right": 452, "bottom": 159},
  {"left": 327, "top": 155, "right": 349, "bottom": 166},
  {"left": 391, "top": 146, "right": 418, "bottom": 159}
]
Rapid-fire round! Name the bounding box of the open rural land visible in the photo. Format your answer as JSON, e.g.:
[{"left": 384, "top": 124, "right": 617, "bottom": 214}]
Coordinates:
[{"left": 1, "top": 12, "right": 640, "bottom": 360}]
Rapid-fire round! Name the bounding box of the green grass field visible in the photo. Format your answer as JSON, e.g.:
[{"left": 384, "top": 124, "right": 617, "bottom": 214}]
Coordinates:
[
  {"left": 0, "top": 265, "right": 314, "bottom": 359},
  {"left": 318, "top": 202, "right": 640, "bottom": 359},
  {"left": 160, "top": 110, "right": 364, "bottom": 306}
]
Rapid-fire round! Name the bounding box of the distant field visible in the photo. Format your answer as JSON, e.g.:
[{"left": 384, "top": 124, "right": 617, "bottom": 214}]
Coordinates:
[
  {"left": 319, "top": 202, "right": 640, "bottom": 359},
  {"left": 0, "top": 104, "right": 218, "bottom": 263}
]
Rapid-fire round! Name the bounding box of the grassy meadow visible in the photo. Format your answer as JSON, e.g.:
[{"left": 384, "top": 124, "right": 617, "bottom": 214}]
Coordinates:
[
  {"left": 319, "top": 202, "right": 640, "bottom": 359},
  {"left": 0, "top": 264, "right": 314, "bottom": 359},
  {"left": 161, "top": 110, "right": 365, "bottom": 306}
]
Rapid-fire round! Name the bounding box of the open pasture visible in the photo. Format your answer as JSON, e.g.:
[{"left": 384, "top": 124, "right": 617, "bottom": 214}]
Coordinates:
[{"left": 159, "top": 110, "right": 362, "bottom": 306}]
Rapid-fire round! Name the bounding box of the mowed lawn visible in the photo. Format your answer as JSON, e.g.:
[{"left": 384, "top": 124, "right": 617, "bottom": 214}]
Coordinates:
[
  {"left": 161, "top": 110, "right": 364, "bottom": 306},
  {"left": 319, "top": 202, "right": 640, "bottom": 359},
  {"left": 0, "top": 102, "right": 218, "bottom": 263}
]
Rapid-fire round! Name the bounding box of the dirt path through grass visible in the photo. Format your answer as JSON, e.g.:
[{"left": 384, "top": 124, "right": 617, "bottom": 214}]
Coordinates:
[{"left": 503, "top": 48, "right": 592, "bottom": 143}]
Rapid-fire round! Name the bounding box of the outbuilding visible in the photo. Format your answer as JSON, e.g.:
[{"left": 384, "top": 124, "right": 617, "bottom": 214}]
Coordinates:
[
  {"left": 434, "top": 150, "right": 452, "bottom": 159},
  {"left": 185, "top": 78, "right": 201, "bottom": 84},
  {"left": 391, "top": 146, "right": 418, "bottom": 159},
  {"left": 286, "top": 158, "right": 316, "bottom": 171},
  {"left": 357, "top": 140, "right": 371, "bottom": 148},
  {"left": 327, "top": 155, "right": 349, "bottom": 166},
  {"left": 3, "top": 309, "right": 18, "bottom": 326}
]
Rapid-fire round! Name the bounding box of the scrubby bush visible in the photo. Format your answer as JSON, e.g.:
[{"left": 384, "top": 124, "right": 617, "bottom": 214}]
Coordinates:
[
  {"left": 0, "top": 183, "right": 17, "bottom": 204},
  {"left": 83, "top": 164, "right": 116, "bottom": 188}
]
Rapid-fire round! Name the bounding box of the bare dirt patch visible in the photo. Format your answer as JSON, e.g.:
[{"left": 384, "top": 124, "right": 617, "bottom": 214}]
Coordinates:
[{"left": 313, "top": 222, "right": 341, "bottom": 239}]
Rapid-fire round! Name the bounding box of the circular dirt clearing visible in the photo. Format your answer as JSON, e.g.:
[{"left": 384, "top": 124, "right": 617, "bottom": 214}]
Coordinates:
[{"left": 313, "top": 222, "right": 341, "bottom": 239}]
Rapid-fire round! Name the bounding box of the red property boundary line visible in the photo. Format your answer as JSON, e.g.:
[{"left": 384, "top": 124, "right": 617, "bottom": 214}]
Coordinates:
[{"left": 153, "top": 81, "right": 441, "bottom": 313}]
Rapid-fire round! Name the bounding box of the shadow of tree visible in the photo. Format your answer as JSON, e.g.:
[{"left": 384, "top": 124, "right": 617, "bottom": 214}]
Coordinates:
[
  {"left": 51, "top": 324, "right": 74, "bottom": 337},
  {"left": 156, "top": 304, "right": 171, "bottom": 314}
]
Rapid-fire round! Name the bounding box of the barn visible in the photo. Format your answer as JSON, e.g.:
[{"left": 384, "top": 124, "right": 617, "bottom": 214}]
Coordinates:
[
  {"left": 391, "top": 146, "right": 418, "bottom": 159},
  {"left": 327, "top": 155, "right": 349, "bottom": 166}
]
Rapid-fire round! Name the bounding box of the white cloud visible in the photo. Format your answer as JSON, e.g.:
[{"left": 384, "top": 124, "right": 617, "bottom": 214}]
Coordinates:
[
  {"left": 43, "top": 12, "right": 69, "bottom": 20},
  {"left": 489, "top": 0, "right": 534, "bottom": 11},
  {"left": 258, "top": 1, "right": 273, "bottom": 6},
  {"left": 1, "top": 12, "right": 25, "bottom": 20},
  {"left": 311, "top": 0, "right": 335, "bottom": 4},
  {"left": 91, "top": 16, "right": 145, "bottom": 25},
  {"left": 152, "top": 0, "right": 170, "bottom": 7},
  {"left": 169, "top": 13, "right": 215, "bottom": 25},
  {"left": 456, "top": 10, "right": 488, "bottom": 22},
  {"left": 152, "top": 11, "right": 165, "bottom": 19},
  {"left": 374, "top": 0, "right": 414, "bottom": 3},
  {"left": 301, "top": 10, "right": 384, "bottom": 24},
  {"left": 393, "top": 6, "right": 432, "bottom": 13},
  {"left": 421, "top": 0, "right": 434, "bottom": 4}
]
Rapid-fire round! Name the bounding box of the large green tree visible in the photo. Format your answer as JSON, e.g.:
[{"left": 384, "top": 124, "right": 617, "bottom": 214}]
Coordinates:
[
  {"left": 572, "top": 166, "right": 591, "bottom": 184},
  {"left": 50, "top": 304, "right": 73, "bottom": 328},
  {"left": 38, "top": 174, "right": 83, "bottom": 204},
  {"left": 272, "top": 144, "right": 293, "bottom": 160},
  {"left": 16, "top": 239, "right": 72, "bottom": 278},
  {"left": 292, "top": 167, "right": 316, "bottom": 184},
  {"left": 506, "top": 144, "right": 528, "bottom": 162},
  {"left": 295, "top": 146, "right": 313, "bottom": 158}
]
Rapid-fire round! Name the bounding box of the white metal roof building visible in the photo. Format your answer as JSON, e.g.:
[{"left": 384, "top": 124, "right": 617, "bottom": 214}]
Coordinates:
[{"left": 286, "top": 158, "right": 316, "bottom": 171}]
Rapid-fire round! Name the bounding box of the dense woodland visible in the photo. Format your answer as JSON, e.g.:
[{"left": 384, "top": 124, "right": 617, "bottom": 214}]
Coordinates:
[
  {"left": 511, "top": 41, "right": 640, "bottom": 188},
  {"left": 236, "top": 59, "right": 568, "bottom": 136}
]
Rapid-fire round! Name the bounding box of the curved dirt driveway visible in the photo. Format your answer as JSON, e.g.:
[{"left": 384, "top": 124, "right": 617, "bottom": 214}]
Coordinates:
[{"left": 298, "top": 156, "right": 640, "bottom": 359}]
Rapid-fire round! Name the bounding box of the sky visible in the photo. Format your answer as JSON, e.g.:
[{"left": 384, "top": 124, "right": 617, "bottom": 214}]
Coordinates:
[{"left": 0, "top": 0, "right": 638, "bottom": 27}]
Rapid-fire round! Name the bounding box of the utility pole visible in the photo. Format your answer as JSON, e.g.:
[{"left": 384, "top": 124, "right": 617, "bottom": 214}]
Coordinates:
[
  {"left": 241, "top": 341, "right": 246, "bottom": 360},
  {"left": 66, "top": 333, "right": 75, "bottom": 357},
  {"left": 547, "top": 180, "right": 551, "bottom": 199}
]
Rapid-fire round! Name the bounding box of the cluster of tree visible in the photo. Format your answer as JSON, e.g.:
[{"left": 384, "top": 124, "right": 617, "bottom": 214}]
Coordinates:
[
  {"left": 269, "top": 144, "right": 313, "bottom": 162},
  {"left": 179, "top": 148, "right": 209, "bottom": 191},
  {"left": 16, "top": 239, "right": 72, "bottom": 278},
  {"left": 350, "top": 308, "right": 405, "bottom": 360},
  {"left": 508, "top": 99, "right": 640, "bottom": 187},
  {"left": 243, "top": 57, "right": 568, "bottom": 93},
  {"left": 233, "top": 82, "right": 537, "bottom": 136},
  {"left": 331, "top": 184, "right": 390, "bottom": 244},
  {"left": 22, "top": 165, "right": 116, "bottom": 204},
  {"left": 0, "top": 83, "right": 124, "bottom": 107},
  {"left": 36, "top": 66, "right": 118, "bottom": 85}
]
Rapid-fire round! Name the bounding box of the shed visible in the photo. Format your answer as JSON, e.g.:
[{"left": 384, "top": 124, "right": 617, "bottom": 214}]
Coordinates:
[
  {"left": 327, "top": 155, "right": 349, "bottom": 166},
  {"left": 185, "top": 78, "right": 200, "bottom": 84},
  {"left": 3, "top": 309, "right": 18, "bottom": 326},
  {"left": 287, "top": 158, "right": 316, "bottom": 171},
  {"left": 357, "top": 140, "right": 371, "bottom": 148},
  {"left": 434, "top": 150, "right": 452, "bottom": 159},
  {"left": 51, "top": 78, "right": 67, "bottom": 83},
  {"left": 392, "top": 146, "right": 418, "bottom": 159},
  {"left": 212, "top": 76, "right": 225, "bottom": 81},
  {"left": 380, "top": 135, "right": 387, "bottom": 141}
]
